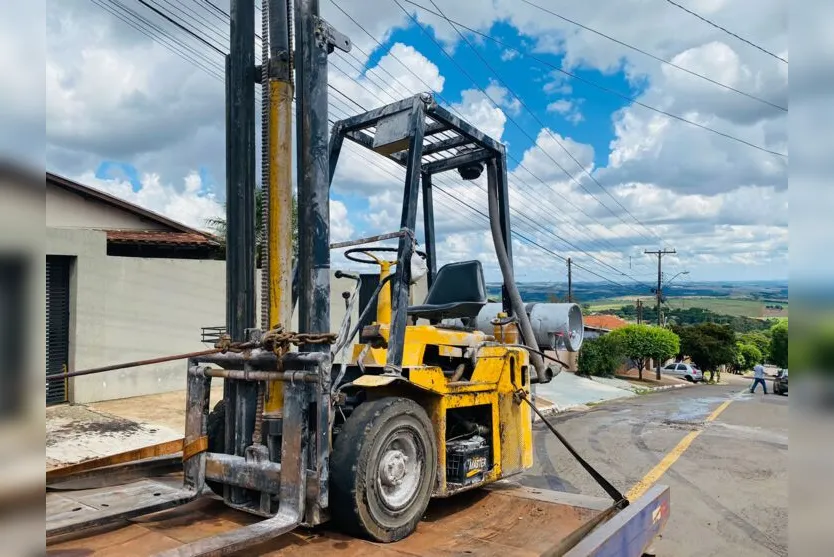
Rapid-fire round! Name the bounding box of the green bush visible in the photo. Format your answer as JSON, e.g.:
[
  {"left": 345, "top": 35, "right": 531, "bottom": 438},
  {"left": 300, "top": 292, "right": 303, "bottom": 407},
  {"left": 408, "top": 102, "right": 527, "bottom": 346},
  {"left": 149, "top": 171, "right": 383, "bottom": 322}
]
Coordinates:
[
  {"left": 608, "top": 324, "right": 680, "bottom": 381},
  {"left": 578, "top": 335, "right": 623, "bottom": 377}
]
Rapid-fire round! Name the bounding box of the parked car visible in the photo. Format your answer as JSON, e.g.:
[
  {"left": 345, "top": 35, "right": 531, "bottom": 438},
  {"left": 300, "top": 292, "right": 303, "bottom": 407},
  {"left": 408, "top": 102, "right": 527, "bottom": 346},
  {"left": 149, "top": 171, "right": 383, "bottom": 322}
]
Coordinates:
[
  {"left": 662, "top": 362, "right": 704, "bottom": 382},
  {"left": 772, "top": 369, "right": 788, "bottom": 395}
]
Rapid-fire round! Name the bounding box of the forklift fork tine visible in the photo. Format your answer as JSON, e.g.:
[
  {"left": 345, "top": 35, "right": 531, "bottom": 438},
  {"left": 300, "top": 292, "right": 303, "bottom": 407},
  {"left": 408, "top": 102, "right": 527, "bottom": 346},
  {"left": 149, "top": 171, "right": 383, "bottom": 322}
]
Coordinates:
[{"left": 153, "top": 509, "right": 301, "bottom": 557}]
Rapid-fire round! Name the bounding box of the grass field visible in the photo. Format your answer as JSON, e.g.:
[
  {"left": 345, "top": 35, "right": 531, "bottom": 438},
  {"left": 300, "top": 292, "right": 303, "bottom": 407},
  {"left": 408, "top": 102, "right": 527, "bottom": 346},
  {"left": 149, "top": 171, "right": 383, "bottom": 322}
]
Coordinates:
[{"left": 587, "top": 296, "right": 789, "bottom": 319}]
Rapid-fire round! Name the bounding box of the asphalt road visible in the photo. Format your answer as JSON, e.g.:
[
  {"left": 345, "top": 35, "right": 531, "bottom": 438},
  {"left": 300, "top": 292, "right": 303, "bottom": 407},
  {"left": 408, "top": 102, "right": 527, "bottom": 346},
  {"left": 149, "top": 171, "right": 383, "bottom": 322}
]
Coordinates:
[{"left": 522, "top": 378, "right": 788, "bottom": 556}]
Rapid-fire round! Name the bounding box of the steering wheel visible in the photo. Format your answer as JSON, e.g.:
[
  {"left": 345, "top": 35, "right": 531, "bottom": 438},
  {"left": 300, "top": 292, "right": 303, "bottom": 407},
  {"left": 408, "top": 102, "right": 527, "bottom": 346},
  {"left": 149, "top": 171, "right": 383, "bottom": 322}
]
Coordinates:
[{"left": 344, "top": 246, "right": 426, "bottom": 266}]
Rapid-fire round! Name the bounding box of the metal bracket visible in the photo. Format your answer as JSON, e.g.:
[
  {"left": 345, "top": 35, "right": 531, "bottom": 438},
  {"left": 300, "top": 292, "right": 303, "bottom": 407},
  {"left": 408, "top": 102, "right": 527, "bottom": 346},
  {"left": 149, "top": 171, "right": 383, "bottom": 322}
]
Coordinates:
[{"left": 314, "top": 16, "right": 351, "bottom": 53}]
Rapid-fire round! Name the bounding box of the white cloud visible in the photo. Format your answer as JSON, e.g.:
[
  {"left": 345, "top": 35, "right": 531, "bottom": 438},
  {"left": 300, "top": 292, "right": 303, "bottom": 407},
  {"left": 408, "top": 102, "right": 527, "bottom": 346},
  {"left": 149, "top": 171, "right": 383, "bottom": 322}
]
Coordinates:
[
  {"left": 483, "top": 81, "right": 522, "bottom": 115},
  {"left": 546, "top": 99, "right": 584, "bottom": 124},
  {"left": 77, "top": 170, "right": 223, "bottom": 231},
  {"left": 451, "top": 88, "right": 508, "bottom": 141},
  {"left": 41, "top": 0, "right": 797, "bottom": 281},
  {"left": 516, "top": 128, "right": 595, "bottom": 180},
  {"left": 330, "top": 200, "right": 355, "bottom": 243}
]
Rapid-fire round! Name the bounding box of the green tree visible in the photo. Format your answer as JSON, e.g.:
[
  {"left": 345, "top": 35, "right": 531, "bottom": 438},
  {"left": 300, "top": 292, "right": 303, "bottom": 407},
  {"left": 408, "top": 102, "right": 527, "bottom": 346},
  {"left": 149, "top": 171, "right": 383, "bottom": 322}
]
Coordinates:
[
  {"left": 738, "top": 331, "right": 771, "bottom": 361},
  {"left": 673, "top": 323, "right": 737, "bottom": 383},
  {"left": 736, "top": 343, "right": 763, "bottom": 371},
  {"left": 608, "top": 324, "right": 680, "bottom": 381},
  {"left": 769, "top": 321, "right": 788, "bottom": 368},
  {"left": 577, "top": 335, "right": 623, "bottom": 378},
  {"left": 205, "top": 187, "right": 298, "bottom": 262}
]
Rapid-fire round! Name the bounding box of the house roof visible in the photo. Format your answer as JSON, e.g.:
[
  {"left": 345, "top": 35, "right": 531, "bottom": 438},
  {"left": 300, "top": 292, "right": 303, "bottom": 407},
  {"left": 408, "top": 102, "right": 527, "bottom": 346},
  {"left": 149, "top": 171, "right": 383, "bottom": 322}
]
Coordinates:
[
  {"left": 47, "top": 172, "right": 220, "bottom": 247},
  {"left": 106, "top": 230, "right": 219, "bottom": 247},
  {"left": 583, "top": 314, "right": 630, "bottom": 331}
]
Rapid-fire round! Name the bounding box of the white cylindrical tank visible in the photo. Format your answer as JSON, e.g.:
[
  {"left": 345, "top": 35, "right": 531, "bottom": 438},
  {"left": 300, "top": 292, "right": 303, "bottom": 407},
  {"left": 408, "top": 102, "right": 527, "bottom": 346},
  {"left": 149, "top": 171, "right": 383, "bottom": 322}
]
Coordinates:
[
  {"left": 470, "top": 302, "right": 584, "bottom": 352},
  {"left": 526, "top": 302, "right": 584, "bottom": 352}
]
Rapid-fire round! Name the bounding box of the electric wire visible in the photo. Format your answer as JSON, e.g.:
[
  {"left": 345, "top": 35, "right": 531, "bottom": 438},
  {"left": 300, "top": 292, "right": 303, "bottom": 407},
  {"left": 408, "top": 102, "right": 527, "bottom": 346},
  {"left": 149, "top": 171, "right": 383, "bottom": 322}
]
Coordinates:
[
  {"left": 398, "top": 0, "right": 787, "bottom": 158},
  {"left": 328, "top": 0, "right": 655, "bottom": 254},
  {"left": 520, "top": 0, "right": 786, "bottom": 111},
  {"left": 328, "top": 0, "right": 657, "bottom": 265},
  {"left": 92, "top": 0, "right": 653, "bottom": 290},
  {"left": 663, "top": 0, "right": 788, "bottom": 64},
  {"left": 405, "top": 0, "right": 661, "bottom": 244}
]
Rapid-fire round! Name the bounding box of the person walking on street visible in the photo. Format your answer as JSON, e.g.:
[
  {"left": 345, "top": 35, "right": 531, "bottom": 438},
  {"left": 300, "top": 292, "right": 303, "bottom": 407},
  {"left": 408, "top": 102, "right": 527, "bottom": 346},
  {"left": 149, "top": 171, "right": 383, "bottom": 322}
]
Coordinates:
[{"left": 750, "top": 363, "right": 768, "bottom": 394}]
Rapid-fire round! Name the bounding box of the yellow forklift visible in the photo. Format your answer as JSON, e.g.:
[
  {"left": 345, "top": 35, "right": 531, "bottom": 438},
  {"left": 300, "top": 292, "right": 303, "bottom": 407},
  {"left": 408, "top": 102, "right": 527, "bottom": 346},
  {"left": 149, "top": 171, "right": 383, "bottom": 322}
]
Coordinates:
[{"left": 46, "top": 1, "right": 670, "bottom": 555}]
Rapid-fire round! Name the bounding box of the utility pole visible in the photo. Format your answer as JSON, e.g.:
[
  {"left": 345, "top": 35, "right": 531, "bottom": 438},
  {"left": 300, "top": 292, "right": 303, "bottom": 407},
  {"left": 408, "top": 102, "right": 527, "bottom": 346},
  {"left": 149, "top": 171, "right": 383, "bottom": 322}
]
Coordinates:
[
  {"left": 645, "top": 249, "right": 676, "bottom": 379},
  {"left": 636, "top": 299, "right": 643, "bottom": 324},
  {"left": 567, "top": 257, "right": 572, "bottom": 303}
]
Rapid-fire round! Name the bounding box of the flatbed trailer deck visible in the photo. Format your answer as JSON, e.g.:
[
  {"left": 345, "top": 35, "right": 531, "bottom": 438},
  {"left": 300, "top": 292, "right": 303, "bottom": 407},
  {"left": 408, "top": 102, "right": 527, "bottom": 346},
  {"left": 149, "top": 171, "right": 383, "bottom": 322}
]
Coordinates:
[{"left": 46, "top": 476, "right": 669, "bottom": 556}]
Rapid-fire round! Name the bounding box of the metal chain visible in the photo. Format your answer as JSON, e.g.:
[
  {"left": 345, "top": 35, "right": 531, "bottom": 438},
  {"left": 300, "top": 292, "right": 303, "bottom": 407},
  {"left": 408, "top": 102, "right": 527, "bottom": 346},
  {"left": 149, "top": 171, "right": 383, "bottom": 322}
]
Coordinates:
[
  {"left": 287, "top": 0, "right": 294, "bottom": 83},
  {"left": 259, "top": 0, "right": 271, "bottom": 330},
  {"left": 261, "top": 327, "right": 338, "bottom": 355},
  {"left": 213, "top": 329, "right": 335, "bottom": 355},
  {"left": 252, "top": 380, "right": 266, "bottom": 443}
]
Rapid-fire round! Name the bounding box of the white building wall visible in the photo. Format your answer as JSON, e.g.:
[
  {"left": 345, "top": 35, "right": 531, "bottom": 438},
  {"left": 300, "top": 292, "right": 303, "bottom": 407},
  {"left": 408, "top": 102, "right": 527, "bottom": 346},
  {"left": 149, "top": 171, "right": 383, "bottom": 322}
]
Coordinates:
[
  {"left": 47, "top": 227, "right": 427, "bottom": 403},
  {"left": 46, "top": 184, "right": 169, "bottom": 230}
]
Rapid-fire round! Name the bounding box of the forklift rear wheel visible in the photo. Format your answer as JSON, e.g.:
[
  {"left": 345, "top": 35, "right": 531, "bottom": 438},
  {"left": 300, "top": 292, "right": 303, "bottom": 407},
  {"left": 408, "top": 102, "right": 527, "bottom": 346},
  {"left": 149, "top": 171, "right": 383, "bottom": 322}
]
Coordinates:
[{"left": 330, "top": 397, "right": 437, "bottom": 543}]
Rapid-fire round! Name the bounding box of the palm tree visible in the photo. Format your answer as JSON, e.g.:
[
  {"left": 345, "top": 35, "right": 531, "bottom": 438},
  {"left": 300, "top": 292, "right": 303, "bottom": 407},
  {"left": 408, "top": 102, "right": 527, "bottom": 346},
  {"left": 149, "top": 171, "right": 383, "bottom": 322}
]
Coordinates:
[{"left": 205, "top": 187, "right": 298, "bottom": 264}]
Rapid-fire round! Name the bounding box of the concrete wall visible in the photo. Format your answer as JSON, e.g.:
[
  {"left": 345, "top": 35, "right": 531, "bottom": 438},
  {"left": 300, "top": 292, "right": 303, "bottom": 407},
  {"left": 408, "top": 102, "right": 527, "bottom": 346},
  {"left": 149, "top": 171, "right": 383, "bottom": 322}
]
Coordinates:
[
  {"left": 47, "top": 227, "right": 428, "bottom": 403},
  {"left": 48, "top": 228, "right": 225, "bottom": 403},
  {"left": 46, "top": 183, "right": 168, "bottom": 230}
]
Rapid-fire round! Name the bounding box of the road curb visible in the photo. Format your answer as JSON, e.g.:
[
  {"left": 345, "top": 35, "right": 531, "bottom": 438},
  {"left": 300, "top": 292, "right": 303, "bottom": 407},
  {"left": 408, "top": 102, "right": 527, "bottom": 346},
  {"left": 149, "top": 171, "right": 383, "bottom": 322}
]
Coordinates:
[
  {"left": 631, "top": 383, "right": 692, "bottom": 394},
  {"left": 533, "top": 382, "right": 695, "bottom": 420}
]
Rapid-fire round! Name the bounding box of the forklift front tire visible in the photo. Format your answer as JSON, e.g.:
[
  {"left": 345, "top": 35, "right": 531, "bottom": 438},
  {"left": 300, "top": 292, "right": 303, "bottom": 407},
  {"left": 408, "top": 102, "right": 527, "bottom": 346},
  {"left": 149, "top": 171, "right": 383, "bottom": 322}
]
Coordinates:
[{"left": 330, "top": 397, "right": 437, "bottom": 543}]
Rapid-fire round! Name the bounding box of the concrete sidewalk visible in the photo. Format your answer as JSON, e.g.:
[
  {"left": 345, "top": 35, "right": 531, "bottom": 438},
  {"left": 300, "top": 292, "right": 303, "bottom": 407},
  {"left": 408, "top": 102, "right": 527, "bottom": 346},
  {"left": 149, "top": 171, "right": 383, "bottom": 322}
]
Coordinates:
[
  {"left": 534, "top": 371, "right": 636, "bottom": 413},
  {"left": 46, "top": 385, "right": 224, "bottom": 470}
]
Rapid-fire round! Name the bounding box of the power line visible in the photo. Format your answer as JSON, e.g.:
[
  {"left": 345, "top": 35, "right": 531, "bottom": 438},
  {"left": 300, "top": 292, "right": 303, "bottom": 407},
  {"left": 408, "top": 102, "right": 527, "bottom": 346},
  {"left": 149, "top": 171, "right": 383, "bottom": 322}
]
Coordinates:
[
  {"left": 135, "top": 0, "right": 225, "bottom": 55},
  {"left": 327, "top": 2, "right": 642, "bottom": 260},
  {"left": 199, "top": 0, "right": 232, "bottom": 22},
  {"left": 326, "top": 88, "right": 641, "bottom": 284},
  {"left": 520, "top": 0, "right": 786, "bottom": 111},
  {"left": 396, "top": 1, "right": 672, "bottom": 279},
  {"left": 327, "top": 0, "right": 658, "bottom": 266},
  {"left": 331, "top": 125, "right": 633, "bottom": 286},
  {"left": 154, "top": 0, "right": 229, "bottom": 46},
  {"left": 424, "top": 0, "right": 664, "bottom": 245},
  {"left": 328, "top": 1, "right": 636, "bottom": 256},
  {"left": 91, "top": 0, "right": 224, "bottom": 80},
  {"left": 329, "top": 37, "right": 652, "bottom": 283},
  {"left": 399, "top": 0, "right": 787, "bottom": 158},
  {"left": 94, "top": 0, "right": 648, "bottom": 288},
  {"left": 663, "top": 0, "right": 788, "bottom": 64},
  {"left": 259, "top": 2, "right": 655, "bottom": 282},
  {"left": 398, "top": 0, "right": 645, "bottom": 236}
]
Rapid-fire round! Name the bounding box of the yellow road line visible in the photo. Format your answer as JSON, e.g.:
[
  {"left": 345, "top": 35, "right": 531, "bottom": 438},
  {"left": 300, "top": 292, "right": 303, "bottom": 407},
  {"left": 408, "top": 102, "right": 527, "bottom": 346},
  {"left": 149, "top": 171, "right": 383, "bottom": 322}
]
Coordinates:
[
  {"left": 626, "top": 399, "right": 733, "bottom": 502},
  {"left": 706, "top": 400, "right": 732, "bottom": 422}
]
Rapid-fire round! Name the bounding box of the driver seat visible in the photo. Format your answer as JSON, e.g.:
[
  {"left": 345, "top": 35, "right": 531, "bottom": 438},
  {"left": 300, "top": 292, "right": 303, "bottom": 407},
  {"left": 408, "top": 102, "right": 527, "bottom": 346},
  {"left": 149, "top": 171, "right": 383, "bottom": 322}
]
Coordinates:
[{"left": 408, "top": 260, "right": 487, "bottom": 322}]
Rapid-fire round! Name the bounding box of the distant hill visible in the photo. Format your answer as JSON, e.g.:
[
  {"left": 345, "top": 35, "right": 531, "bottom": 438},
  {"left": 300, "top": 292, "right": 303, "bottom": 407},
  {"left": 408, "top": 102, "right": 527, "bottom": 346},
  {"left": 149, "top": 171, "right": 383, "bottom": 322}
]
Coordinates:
[{"left": 488, "top": 280, "right": 788, "bottom": 304}]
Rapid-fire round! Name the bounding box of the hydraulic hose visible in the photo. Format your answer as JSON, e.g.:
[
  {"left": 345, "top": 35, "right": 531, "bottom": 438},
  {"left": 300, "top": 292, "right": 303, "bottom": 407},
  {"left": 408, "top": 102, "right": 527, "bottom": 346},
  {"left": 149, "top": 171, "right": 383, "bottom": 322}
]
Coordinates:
[{"left": 485, "top": 159, "right": 548, "bottom": 383}]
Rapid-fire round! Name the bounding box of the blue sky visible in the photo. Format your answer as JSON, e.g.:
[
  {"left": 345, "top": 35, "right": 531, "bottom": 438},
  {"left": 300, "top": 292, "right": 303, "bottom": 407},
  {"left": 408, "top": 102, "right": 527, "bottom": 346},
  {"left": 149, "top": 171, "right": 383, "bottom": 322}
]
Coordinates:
[
  {"left": 331, "top": 16, "right": 645, "bottom": 247},
  {"left": 363, "top": 19, "right": 637, "bottom": 171},
  {"left": 44, "top": 0, "right": 789, "bottom": 283}
]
